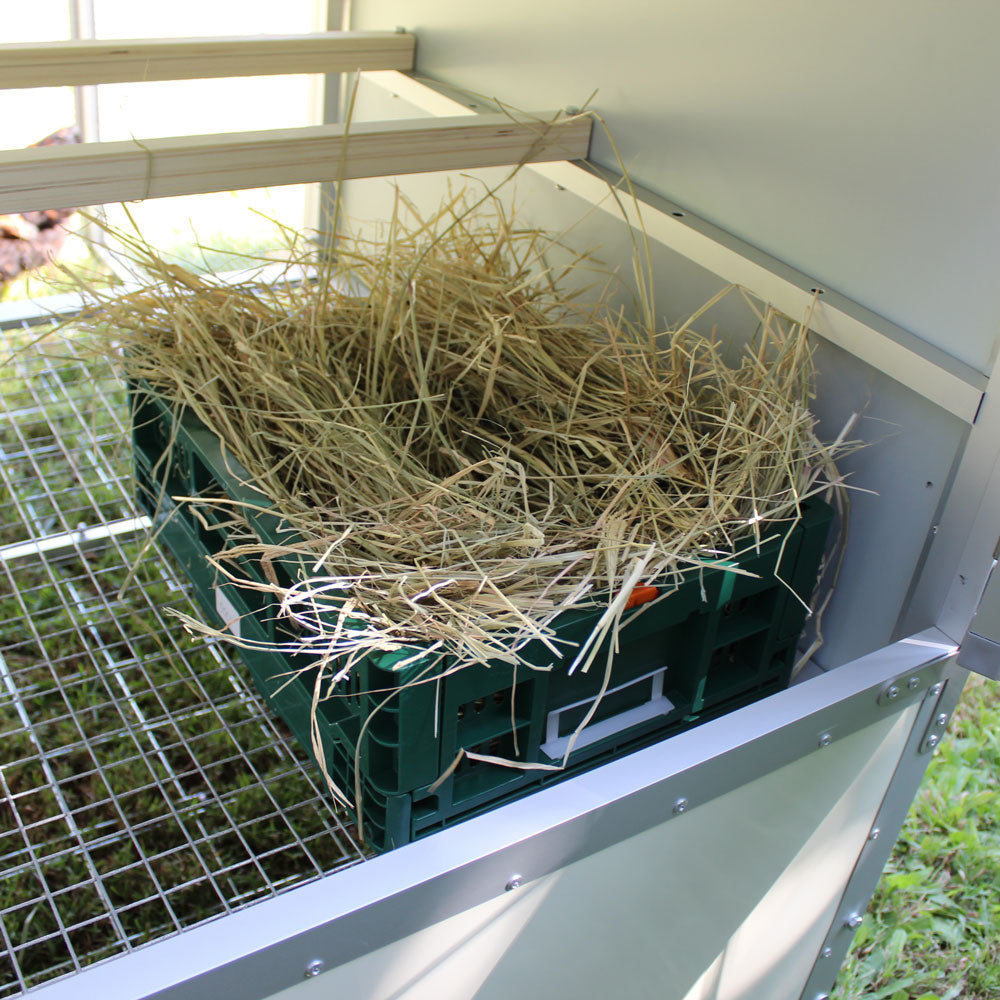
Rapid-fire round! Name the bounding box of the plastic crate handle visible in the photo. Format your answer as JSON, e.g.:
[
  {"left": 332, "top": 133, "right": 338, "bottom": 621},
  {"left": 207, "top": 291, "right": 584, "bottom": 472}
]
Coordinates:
[{"left": 539, "top": 667, "right": 675, "bottom": 761}]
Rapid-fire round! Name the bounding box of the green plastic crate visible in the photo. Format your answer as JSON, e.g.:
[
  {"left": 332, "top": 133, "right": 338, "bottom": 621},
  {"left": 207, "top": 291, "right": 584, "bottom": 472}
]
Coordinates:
[{"left": 130, "top": 383, "right": 834, "bottom": 851}]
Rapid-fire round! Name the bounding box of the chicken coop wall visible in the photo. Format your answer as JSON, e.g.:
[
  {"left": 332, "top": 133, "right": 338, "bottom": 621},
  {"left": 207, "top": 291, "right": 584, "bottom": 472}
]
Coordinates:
[{"left": 0, "top": 9, "right": 997, "bottom": 998}]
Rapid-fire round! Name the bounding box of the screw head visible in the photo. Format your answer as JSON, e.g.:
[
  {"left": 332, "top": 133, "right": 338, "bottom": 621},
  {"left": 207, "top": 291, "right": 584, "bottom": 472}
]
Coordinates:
[
  {"left": 821, "top": 947, "right": 833, "bottom": 959},
  {"left": 845, "top": 913, "right": 863, "bottom": 929},
  {"left": 505, "top": 875, "right": 523, "bottom": 892},
  {"left": 819, "top": 733, "right": 832, "bottom": 747},
  {"left": 305, "top": 959, "right": 325, "bottom": 978},
  {"left": 930, "top": 682, "right": 943, "bottom": 696},
  {"left": 936, "top": 713, "right": 949, "bottom": 727},
  {"left": 886, "top": 684, "right": 900, "bottom": 700},
  {"left": 673, "top": 797, "right": 688, "bottom": 815},
  {"left": 926, "top": 734, "right": 940, "bottom": 749},
  {"left": 869, "top": 827, "right": 880, "bottom": 841},
  {"left": 907, "top": 676, "right": 920, "bottom": 689}
]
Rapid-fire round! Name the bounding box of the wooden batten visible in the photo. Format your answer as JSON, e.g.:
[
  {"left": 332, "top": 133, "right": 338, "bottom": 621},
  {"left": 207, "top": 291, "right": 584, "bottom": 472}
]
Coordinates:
[
  {"left": 0, "top": 32, "right": 415, "bottom": 89},
  {"left": 0, "top": 113, "right": 592, "bottom": 213}
]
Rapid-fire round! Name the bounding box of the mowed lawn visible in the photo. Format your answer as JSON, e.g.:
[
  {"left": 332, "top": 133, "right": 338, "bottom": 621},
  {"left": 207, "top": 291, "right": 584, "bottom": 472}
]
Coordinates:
[{"left": 833, "top": 674, "right": 1000, "bottom": 1000}]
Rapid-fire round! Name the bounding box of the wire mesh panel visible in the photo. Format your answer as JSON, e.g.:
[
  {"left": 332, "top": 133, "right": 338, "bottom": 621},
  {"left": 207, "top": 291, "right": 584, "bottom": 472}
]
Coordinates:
[{"left": 0, "top": 326, "right": 366, "bottom": 995}]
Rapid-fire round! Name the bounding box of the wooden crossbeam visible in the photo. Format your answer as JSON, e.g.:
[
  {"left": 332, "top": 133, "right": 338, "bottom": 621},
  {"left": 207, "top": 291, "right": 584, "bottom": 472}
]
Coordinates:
[
  {"left": 0, "top": 113, "right": 592, "bottom": 213},
  {"left": 0, "top": 32, "right": 415, "bottom": 89}
]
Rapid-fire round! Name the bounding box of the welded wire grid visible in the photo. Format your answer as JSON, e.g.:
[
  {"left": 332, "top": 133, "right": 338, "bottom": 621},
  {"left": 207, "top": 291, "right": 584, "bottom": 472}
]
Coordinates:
[{"left": 0, "top": 324, "right": 367, "bottom": 995}]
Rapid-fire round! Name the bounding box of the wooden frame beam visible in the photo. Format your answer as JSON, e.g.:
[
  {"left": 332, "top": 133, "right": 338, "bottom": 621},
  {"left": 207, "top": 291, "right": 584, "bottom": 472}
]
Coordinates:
[
  {"left": 0, "top": 113, "right": 592, "bottom": 213},
  {"left": 0, "top": 32, "right": 414, "bottom": 89}
]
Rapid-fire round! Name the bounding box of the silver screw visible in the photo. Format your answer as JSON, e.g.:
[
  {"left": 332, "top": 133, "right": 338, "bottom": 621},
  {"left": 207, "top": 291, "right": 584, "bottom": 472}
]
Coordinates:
[
  {"left": 930, "top": 682, "right": 943, "bottom": 696},
  {"left": 926, "top": 734, "right": 940, "bottom": 750},
  {"left": 673, "top": 797, "right": 688, "bottom": 815},
  {"left": 845, "top": 913, "right": 863, "bottom": 929},
  {"left": 821, "top": 947, "right": 833, "bottom": 959},
  {"left": 936, "top": 713, "right": 949, "bottom": 727},
  {"left": 505, "top": 875, "right": 523, "bottom": 892},
  {"left": 869, "top": 827, "right": 880, "bottom": 841},
  {"left": 907, "top": 676, "right": 920, "bottom": 689},
  {"left": 305, "top": 960, "right": 325, "bottom": 978},
  {"left": 819, "top": 733, "right": 832, "bottom": 747},
  {"left": 886, "top": 684, "right": 900, "bottom": 700}
]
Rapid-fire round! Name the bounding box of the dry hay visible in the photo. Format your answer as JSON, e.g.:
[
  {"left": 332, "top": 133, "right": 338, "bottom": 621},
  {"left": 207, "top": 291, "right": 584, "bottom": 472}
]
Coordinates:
[{"left": 68, "top": 189, "right": 849, "bottom": 810}]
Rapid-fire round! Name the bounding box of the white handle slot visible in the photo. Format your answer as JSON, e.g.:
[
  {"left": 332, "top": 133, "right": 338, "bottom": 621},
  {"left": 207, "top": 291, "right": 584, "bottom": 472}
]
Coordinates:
[{"left": 540, "top": 667, "right": 674, "bottom": 760}]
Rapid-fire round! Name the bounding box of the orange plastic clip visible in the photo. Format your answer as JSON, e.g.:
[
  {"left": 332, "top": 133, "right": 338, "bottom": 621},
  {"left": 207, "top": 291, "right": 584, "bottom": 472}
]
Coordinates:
[{"left": 624, "top": 585, "right": 659, "bottom": 610}]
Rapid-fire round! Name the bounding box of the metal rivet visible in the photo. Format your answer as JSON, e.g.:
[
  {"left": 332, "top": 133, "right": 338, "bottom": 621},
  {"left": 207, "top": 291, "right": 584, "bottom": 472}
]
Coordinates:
[
  {"left": 845, "top": 913, "right": 863, "bottom": 929},
  {"left": 821, "top": 947, "right": 833, "bottom": 959},
  {"left": 819, "top": 733, "right": 832, "bottom": 747},
  {"left": 673, "top": 797, "right": 688, "bottom": 815},
  {"left": 505, "top": 875, "right": 523, "bottom": 892},
  {"left": 869, "top": 828, "right": 880, "bottom": 841},
  {"left": 907, "top": 676, "right": 920, "bottom": 689},
  {"left": 305, "top": 959, "right": 325, "bottom": 978},
  {"left": 936, "top": 713, "right": 949, "bottom": 727},
  {"left": 886, "top": 684, "right": 900, "bottom": 700},
  {"left": 926, "top": 734, "right": 940, "bottom": 749},
  {"left": 930, "top": 682, "right": 943, "bottom": 696}
]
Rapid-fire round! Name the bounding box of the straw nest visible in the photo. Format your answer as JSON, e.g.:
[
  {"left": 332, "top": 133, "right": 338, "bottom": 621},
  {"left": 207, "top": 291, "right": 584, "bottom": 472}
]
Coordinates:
[{"left": 73, "top": 191, "right": 847, "bottom": 805}]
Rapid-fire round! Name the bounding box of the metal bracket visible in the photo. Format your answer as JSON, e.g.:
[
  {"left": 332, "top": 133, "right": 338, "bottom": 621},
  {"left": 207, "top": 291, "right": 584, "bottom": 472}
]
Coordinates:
[
  {"left": 917, "top": 680, "right": 951, "bottom": 754},
  {"left": 876, "top": 671, "right": 927, "bottom": 707}
]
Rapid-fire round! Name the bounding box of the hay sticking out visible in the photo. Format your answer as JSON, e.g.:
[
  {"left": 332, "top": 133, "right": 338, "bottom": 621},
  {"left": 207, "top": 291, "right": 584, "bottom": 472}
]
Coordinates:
[{"left": 73, "top": 192, "right": 846, "bottom": 810}]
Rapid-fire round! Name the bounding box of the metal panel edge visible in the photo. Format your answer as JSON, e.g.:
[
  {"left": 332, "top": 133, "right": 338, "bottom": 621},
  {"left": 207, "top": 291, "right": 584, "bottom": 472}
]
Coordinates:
[
  {"left": 799, "top": 657, "right": 968, "bottom": 1000},
  {"left": 28, "top": 630, "right": 956, "bottom": 1000},
  {"left": 905, "top": 377, "right": 1000, "bottom": 641},
  {"left": 958, "top": 632, "right": 1000, "bottom": 681}
]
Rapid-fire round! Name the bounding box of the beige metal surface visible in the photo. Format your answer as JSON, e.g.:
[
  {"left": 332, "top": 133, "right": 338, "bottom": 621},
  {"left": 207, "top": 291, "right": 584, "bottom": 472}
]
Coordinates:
[
  {"left": 351, "top": 0, "right": 1000, "bottom": 377},
  {"left": 267, "top": 707, "right": 918, "bottom": 1000}
]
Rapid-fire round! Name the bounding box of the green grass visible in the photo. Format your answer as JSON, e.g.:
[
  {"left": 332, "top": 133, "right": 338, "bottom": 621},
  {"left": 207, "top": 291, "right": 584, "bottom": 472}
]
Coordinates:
[
  {"left": 0, "top": 333, "right": 361, "bottom": 994},
  {"left": 832, "top": 675, "right": 1000, "bottom": 1000}
]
